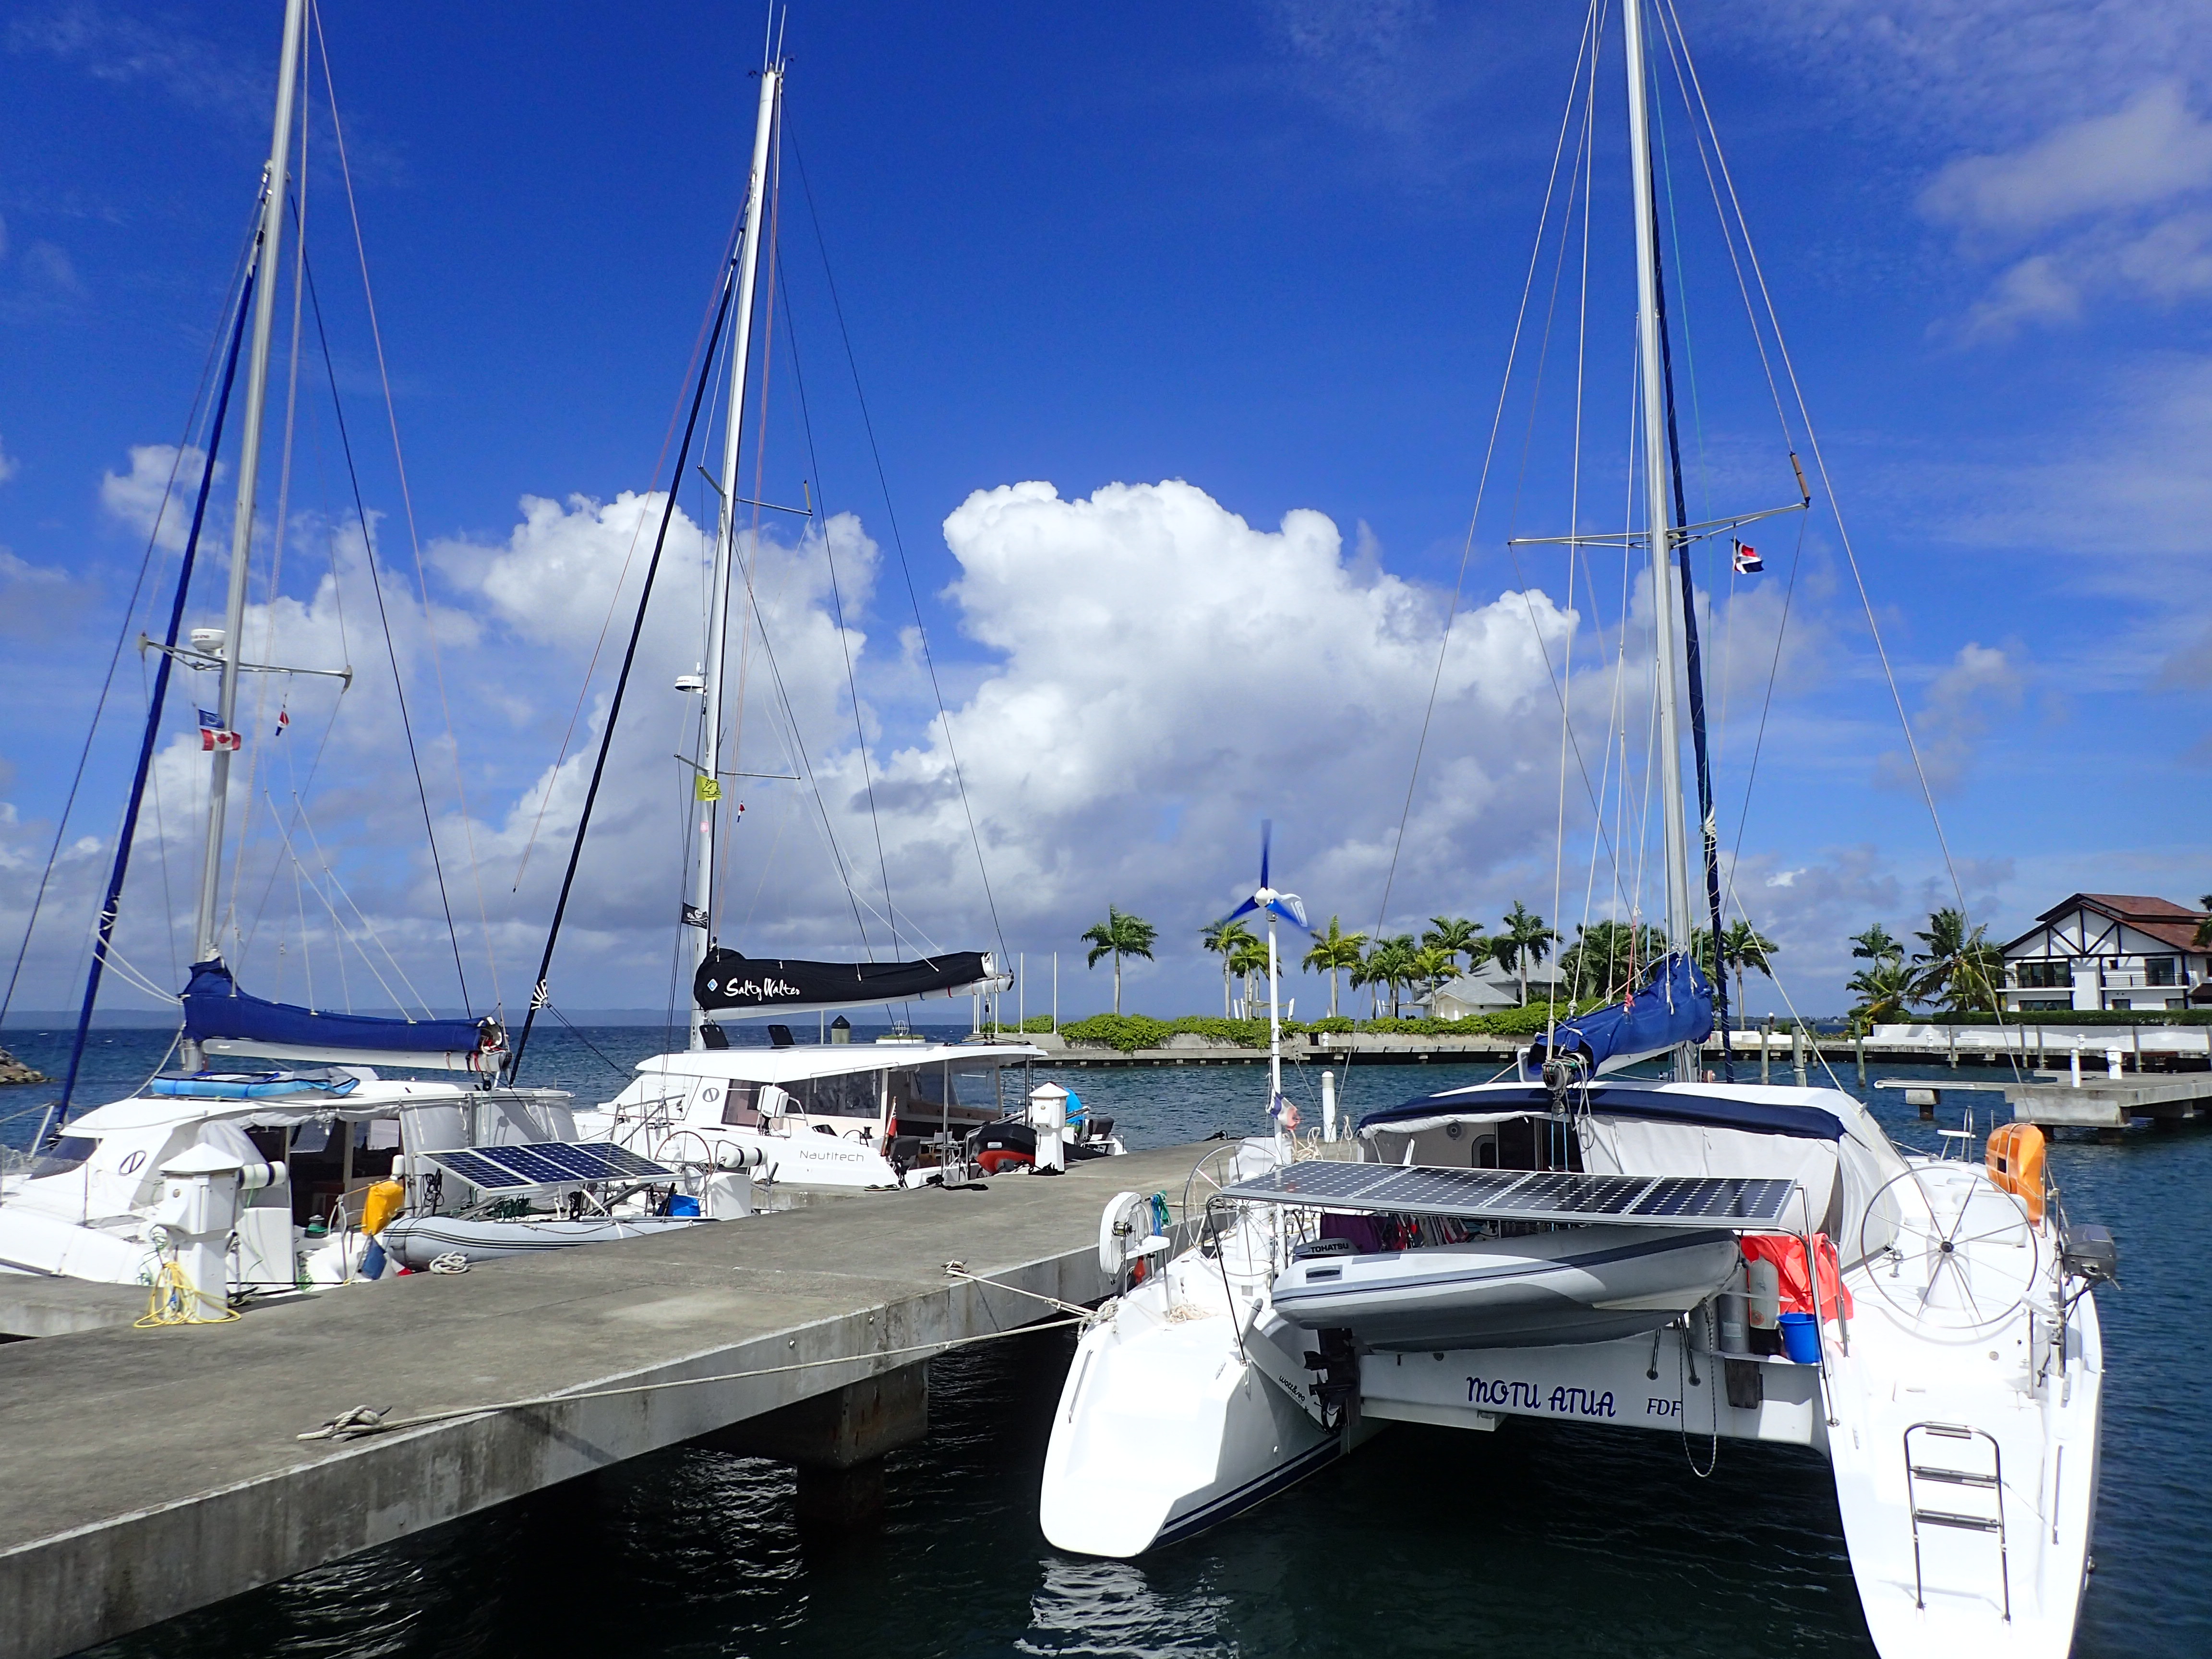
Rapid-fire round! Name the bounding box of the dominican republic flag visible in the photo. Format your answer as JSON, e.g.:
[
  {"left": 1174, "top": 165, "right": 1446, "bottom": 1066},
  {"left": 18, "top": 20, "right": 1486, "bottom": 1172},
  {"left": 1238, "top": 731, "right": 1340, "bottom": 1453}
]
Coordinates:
[
  {"left": 1731, "top": 539, "right": 1765, "bottom": 575},
  {"left": 274, "top": 707, "right": 290, "bottom": 736}
]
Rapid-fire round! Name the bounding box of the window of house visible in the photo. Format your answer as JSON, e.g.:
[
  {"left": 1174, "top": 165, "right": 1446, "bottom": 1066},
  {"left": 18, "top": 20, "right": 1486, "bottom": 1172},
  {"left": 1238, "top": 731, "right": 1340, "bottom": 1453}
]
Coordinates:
[
  {"left": 2016, "top": 960, "right": 2068, "bottom": 989},
  {"left": 2018, "top": 998, "right": 2069, "bottom": 1011},
  {"left": 2147, "top": 956, "right": 2178, "bottom": 986},
  {"left": 2110, "top": 998, "right": 2132, "bottom": 1010}
]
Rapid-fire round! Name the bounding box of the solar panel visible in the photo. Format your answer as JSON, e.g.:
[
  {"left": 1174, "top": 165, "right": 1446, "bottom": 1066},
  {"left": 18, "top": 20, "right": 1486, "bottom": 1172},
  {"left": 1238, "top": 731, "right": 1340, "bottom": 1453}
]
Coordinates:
[
  {"left": 420, "top": 1148, "right": 530, "bottom": 1190},
  {"left": 1217, "top": 1160, "right": 1796, "bottom": 1230},
  {"left": 419, "top": 1141, "right": 673, "bottom": 1190}
]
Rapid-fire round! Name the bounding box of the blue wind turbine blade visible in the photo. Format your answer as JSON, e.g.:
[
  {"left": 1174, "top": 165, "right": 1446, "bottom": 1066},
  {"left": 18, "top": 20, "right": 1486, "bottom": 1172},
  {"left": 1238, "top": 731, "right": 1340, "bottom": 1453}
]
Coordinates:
[
  {"left": 1265, "top": 897, "right": 1310, "bottom": 931},
  {"left": 1259, "top": 819, "right": 1272, "bottom": 890},
  {"left": 1219, "top": 895, "right": 1262, "bottom": 926}
]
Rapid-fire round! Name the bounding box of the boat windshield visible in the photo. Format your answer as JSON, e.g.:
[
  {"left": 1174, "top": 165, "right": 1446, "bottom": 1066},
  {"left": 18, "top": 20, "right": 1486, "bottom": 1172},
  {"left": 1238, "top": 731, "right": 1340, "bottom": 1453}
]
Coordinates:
[{"left": 28, "top": 1136, "right": 97, "bottom": 1179}]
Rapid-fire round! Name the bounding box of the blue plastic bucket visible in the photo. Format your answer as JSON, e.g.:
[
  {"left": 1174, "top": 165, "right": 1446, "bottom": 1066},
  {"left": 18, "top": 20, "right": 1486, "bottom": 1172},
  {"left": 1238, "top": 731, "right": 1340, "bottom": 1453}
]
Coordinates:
[
  {"left": 1778, "top": 1311, "right": 1821, "bottom": 1364},
  {"left": 667, "top": 1195, "right": 701, "bottom": 1217}
]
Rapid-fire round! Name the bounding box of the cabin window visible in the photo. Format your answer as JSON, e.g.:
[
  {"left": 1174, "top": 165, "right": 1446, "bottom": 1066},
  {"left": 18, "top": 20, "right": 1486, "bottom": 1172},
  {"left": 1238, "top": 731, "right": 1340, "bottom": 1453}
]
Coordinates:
[
  {"left": 28, "top": 1136, "right": 96, "bottom": 1179},
  {"left": 721, "top": 1080, "right": 761, "bottom": 1127},
  {"left": 2015, "top": 960, "right": 2068, "bottom": 989},
  {"left": 2147, "top": 956, "right": 2178, "bottom": 987},
  {"left": 783, "top": 1070, "right": 883, "bottom": 1118}
]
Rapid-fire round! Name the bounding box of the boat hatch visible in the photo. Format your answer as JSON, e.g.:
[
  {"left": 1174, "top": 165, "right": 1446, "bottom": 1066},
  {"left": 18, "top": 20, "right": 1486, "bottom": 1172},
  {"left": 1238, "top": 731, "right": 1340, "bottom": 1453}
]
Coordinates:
[{"left": 1217, "top": 1161, "right": 1797, "bottom": 1229}]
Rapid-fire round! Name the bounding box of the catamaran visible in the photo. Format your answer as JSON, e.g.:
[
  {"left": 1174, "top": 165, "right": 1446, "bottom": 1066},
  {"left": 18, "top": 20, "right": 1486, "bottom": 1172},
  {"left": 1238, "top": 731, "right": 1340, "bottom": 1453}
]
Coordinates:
[
  {"left": 1040, "top": 6, "right": 2115, "bottom": 1655},
  {"left": 0, "top": 0, "right": 702, "bottom": 1305},
  {"left": 503, "top": 48, "right": 1118, "bottom": 1190}
]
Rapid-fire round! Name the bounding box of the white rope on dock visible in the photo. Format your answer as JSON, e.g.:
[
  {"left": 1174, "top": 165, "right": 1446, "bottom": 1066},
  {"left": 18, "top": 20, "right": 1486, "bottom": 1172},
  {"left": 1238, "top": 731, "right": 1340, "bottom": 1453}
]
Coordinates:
[{"left": 298, "top": 1311, "right": 1083, "bottom": 1443}]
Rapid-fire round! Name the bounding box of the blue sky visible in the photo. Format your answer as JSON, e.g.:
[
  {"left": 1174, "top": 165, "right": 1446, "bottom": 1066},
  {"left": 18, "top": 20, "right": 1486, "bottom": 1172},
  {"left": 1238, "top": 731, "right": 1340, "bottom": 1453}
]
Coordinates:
[{"left": 2, "top": 0, "right": 2208, "bottom": 1026}]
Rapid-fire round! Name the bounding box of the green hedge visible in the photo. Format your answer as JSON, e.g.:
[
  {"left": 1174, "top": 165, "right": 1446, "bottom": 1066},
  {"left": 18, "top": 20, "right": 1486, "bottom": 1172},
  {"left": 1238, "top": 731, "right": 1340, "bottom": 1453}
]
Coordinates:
[{"left": 1055, "top": 1003, "right": 1601, "bottom": 1052}]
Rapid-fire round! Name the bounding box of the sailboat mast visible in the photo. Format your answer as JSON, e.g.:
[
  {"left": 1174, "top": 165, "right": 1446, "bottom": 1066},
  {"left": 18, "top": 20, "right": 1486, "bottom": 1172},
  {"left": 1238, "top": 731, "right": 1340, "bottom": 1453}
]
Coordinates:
[
  {"left": 689, "top": 60, "right": 782, "bottom": 1050},
  {"left": 1622, "top": 0, "right": 1696, "bottom": 1082},
  {"left": 190, "top": 0, "right": 307, "bottom": 985}
]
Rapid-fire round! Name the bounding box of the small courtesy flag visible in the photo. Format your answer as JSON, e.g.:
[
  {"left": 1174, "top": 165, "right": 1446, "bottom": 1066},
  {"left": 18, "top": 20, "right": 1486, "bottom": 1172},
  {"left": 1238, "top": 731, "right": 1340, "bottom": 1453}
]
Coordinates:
[
  {"left": 275, "top": 707, "right": 290, "bottom": 736},
  {"left": 1731, "top": 539, "right": 1764, "bottom": 575}
]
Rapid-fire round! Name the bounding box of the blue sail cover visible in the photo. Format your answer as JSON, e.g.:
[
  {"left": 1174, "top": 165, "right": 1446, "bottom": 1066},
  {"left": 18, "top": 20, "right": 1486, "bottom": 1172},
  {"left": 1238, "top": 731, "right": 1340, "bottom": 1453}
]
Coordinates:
[
  {"left": 1528, "top": 951, "right": 1714, "bottom": 1075},
  {"left": 182, "top": 959, "right": 503, "bottom": 1068}
]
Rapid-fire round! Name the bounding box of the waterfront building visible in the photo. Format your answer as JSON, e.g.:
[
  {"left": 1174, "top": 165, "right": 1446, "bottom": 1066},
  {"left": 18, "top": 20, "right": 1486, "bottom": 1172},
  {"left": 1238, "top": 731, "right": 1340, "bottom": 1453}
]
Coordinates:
[
  {"left": 2001, "top": 892, "right": 2212, "bottom": 1011},
  {"left": 1423, "top": 961, "right": 1565, "bottom": 1019}
]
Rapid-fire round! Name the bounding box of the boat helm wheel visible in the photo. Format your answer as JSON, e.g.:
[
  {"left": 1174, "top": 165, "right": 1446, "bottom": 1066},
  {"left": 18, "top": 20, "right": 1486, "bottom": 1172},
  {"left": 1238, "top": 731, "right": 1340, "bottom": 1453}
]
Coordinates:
[
  {"left": 1857, "top": 1164, "right": 2041, "bottom": 1335},
  {"left": 1181, "top": 1143, "right": 1275, "bottom": 1284}
]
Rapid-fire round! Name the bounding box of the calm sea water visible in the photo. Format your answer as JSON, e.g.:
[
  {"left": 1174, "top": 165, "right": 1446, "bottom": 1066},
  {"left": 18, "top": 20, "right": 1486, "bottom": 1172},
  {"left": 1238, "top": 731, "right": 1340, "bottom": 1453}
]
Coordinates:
[{"left": 3, "top": 1027, "right": 2204, "bottom": 1658}]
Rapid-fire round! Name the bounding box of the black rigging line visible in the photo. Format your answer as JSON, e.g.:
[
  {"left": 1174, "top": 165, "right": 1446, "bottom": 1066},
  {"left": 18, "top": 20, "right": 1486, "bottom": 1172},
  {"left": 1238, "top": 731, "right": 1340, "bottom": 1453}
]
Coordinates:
[
  {"left": 297, "top": 241, "right": 470, "bottom": 1013},
  {"left": 787, "top": 136, "right": 1007, "bottom": 965},
  {"left": 511, "top": 263, "right": 742, "bottom": 1079}
]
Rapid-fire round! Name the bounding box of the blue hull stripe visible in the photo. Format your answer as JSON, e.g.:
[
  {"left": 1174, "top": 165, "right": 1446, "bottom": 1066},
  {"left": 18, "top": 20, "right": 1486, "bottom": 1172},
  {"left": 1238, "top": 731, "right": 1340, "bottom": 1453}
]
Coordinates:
[{"left": 1153, "top": 1432, "right": 1343, "bottom": 1549}]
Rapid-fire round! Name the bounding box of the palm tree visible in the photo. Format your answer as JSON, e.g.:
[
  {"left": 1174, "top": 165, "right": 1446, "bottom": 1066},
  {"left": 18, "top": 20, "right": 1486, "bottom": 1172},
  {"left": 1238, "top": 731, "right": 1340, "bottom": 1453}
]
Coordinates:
[
  {"left": 1721, "top": 919, "right": 1778, "bottom": 1032},
  {"left": 1847, "top": 957, "right": 1916, "bottom": 1033},
  {"left": 2194, "top": 894, "right": 2212, "bottom": 950},
  {"left": 1301, "top": 915, "right": 1369, "bottom": 1019},
  {"left": 1911, "top": 907, "right": 2003, "bottom": 1014},
  {"left": 1200, "top": 918, "right": 1257, "bottom": 1016},
  {"left": 1082, "top": 906, "right": 1157, "bottom": 1016},
  {"left": 1411, "top": 944, "right": 1460, "bottom": 1012},
  {"left": 1850, "top": 923, "right": 1905, "bottom": 965},
  {"left": 1420, "top": 916, "right": 1483, "bottom": 977},
  {"left": 1559, "top": 919, "right": 1662, "bottom": 1002},
  {"left": 1359, "top": 934, "right": 1418, "bottom": 1018},
  {"left": 1491, "top": 902, "right": 1560, "bottom": 1006},
  {"left": 1228, "top": 936, "right": 1270, "bottom": 1016}
]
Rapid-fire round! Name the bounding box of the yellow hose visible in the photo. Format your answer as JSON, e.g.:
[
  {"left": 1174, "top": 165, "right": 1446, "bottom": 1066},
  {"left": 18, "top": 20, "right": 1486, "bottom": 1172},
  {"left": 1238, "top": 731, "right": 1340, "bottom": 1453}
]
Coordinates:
[{"left": 134, "top": 1258, "right": 240, "bottom": 1327}]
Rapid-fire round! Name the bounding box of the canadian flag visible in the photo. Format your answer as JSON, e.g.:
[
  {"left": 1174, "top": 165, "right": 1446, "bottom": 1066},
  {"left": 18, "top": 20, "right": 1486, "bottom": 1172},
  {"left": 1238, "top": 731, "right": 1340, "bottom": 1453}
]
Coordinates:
[{"left": 201, "top": 728, "right": 243, "bottom": 752}]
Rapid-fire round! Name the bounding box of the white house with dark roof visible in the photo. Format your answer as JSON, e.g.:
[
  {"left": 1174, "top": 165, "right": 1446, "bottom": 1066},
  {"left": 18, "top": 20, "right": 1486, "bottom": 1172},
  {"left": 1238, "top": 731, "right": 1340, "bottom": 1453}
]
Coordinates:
[{"left": 2001, "top": 892, "right": 2212, "bottom": 1012}]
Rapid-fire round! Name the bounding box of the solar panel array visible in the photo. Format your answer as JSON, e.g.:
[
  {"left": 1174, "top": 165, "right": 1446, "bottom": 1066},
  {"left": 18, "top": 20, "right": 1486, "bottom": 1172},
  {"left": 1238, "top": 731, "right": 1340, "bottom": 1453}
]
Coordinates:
[
  {"left": 1218, "top": 1160, "right": 1795, "bottom": 1228},
  {"left": 419, "top": 1141, "right": 673, "bottom": 1191}
]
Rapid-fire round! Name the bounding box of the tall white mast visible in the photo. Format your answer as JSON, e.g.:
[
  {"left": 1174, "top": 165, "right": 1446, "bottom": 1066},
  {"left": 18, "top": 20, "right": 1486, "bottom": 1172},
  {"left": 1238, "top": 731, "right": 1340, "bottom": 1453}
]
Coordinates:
[
  {"left": 190, "top": 0, "right": 307, "bottom": 1001},
  {"left": 689, "top": 60, "right": 783, "bottom": 1050},
  {"left": 1623, "top": 0, "right": 1697, "bottom": 1082}
]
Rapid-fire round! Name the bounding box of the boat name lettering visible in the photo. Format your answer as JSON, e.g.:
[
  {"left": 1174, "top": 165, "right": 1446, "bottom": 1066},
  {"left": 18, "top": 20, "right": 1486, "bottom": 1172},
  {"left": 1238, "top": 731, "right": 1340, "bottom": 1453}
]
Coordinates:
[
  {"left": 1466, "top": 1377, "right": 1542, "bottom": 1409},
  {"left": 1463, "top": 1377, "right": 1615, "bottom": 1419},
  {"left": 711, "top": 977, "right": 804, "bottom": 1001},
  {"left": 1647, "top": 1397, "right": 1681, "bottom": 1419}
]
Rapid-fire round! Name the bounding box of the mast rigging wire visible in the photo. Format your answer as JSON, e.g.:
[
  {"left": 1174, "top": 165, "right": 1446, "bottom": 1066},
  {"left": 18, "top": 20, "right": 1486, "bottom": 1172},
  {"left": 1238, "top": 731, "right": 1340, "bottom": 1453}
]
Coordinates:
[
  {"left": 311, "top": 2, "right": 500, "bottom": 1015},
  {"left": 0, "top": 211, "right": 261, "bottom": 1030},
  {"left": 789, "top": 138, "right": 1007, "bottom": 967},
  {"left": 511, "top": 262, "right": 744, "bottom": 1078},
  {"left": 295, "top": 243, "right": 470, "bottom": 1013}
]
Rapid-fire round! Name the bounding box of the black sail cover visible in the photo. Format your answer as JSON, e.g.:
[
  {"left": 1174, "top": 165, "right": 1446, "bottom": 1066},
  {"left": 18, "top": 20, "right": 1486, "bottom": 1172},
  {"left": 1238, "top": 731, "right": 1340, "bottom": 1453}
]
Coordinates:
[{"left": 694, "top": 946, "right": 994, "bottom": 1015}]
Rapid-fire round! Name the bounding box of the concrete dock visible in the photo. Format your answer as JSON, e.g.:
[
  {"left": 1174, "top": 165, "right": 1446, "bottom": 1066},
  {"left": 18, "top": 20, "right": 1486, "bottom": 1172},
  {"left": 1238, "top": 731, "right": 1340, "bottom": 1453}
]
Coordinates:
[{"left": 0, "top": 1140, "right": 1205, "bottom": 1659}]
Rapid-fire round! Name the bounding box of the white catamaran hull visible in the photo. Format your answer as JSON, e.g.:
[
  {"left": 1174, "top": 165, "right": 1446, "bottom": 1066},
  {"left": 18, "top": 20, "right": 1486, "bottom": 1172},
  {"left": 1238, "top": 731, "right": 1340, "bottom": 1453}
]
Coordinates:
[{"left": 1040, "top": 1253, "right": 1346, "bottom": 1556}]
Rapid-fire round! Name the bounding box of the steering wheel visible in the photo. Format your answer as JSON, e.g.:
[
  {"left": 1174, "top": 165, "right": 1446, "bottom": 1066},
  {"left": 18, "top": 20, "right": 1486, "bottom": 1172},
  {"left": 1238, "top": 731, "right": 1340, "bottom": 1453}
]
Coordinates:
[
  {"left": 1181, "top": 1142, "right": 1283, "bottom": 1284},
  {"left": 1857, "top": 1164, "right": 2040, "bottom": 1334}
]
